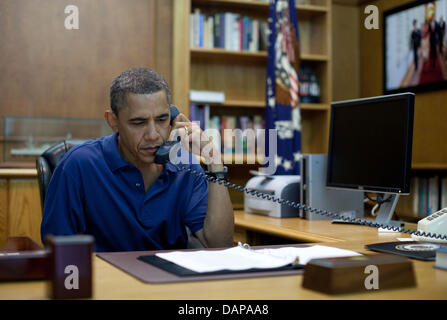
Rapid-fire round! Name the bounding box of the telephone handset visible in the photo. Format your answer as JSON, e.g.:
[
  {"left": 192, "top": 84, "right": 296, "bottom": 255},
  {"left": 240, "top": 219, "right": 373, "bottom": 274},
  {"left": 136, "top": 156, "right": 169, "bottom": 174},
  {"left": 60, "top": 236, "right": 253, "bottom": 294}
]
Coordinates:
[
  {"left": 154, "top": 106, "right": 447, "bottom": 242},
  {"left": 169, "top": 104, "right": 180, "bottom": 125},
  {"left": 154, "top": 105, "right": 182, "bottom": 164}
]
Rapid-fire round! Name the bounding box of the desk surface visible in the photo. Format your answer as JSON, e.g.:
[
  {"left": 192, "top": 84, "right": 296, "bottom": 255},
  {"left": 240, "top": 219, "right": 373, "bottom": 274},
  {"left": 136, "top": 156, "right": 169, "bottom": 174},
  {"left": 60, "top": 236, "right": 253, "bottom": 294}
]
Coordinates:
[
  {"left": 0, "top": 168, "right": 37, "bottom": 178},
  {"left": 233, "top": 210, "right": 412, "bottom": 243},
  {"left": 1, "top": 211, "right": 446, "bottom": 300}
]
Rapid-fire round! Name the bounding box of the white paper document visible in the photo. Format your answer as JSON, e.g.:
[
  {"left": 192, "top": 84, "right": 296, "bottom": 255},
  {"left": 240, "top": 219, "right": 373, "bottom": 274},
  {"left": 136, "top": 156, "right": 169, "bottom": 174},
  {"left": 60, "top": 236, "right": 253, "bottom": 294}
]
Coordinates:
[{"left": 155, "top": 245, "right": 362, "bottom": 273}]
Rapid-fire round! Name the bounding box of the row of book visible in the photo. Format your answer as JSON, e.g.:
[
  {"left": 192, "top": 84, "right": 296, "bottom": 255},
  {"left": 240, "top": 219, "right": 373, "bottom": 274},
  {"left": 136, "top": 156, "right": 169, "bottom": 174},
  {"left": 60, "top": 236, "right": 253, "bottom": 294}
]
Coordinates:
[
  {"left": 397, "top": 176, "right": 447, "bottom": 218},
  {"left": 189, "top": 9, "right": 269, "bottom": 52},
  {"left": 189, "top": 104, "right": 265, "bottom": 155}
]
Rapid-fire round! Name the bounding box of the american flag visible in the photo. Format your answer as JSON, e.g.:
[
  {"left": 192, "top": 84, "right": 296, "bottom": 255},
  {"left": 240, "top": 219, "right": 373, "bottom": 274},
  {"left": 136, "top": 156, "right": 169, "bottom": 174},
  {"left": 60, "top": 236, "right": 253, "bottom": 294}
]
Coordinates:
[{"left": 265, "top": 0, "right": 302, "bottom": 175}]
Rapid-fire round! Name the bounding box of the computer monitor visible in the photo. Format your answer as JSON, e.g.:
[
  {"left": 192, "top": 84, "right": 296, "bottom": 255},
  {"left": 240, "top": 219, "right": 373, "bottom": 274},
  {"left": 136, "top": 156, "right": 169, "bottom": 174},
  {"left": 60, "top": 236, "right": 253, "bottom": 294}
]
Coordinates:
[{"left": 326, "top": 93, "right": 415, "bottom": 226}]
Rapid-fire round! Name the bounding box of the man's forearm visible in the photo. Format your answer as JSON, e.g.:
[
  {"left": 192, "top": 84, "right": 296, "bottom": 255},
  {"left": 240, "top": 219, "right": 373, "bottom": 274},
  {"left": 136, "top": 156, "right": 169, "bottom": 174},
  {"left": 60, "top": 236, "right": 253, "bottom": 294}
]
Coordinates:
[{"left": 202, "top": 166, "right": 234, "bottom": 247}]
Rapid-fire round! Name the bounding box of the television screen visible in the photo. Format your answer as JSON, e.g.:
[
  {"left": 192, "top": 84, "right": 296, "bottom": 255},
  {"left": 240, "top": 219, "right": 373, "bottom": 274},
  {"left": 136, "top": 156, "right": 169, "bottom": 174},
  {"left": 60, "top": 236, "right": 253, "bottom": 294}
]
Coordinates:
[{"left": 384, "top": 0, "right": 447, "bottom": 93}]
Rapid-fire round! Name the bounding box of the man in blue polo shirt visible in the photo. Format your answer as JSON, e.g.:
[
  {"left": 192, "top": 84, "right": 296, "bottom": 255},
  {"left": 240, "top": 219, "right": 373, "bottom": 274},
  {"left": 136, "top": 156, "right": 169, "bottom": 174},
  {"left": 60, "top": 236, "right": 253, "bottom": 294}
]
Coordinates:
[{"left": 41, "top": 68, "right": 234, "bottom": 252}]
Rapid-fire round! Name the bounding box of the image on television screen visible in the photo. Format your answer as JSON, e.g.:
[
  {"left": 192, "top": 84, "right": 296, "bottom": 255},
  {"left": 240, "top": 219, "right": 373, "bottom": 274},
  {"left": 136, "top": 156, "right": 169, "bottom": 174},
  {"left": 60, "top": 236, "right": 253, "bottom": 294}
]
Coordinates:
[{"left": 385, "top": 0, "right": 447, "bottom": 93}]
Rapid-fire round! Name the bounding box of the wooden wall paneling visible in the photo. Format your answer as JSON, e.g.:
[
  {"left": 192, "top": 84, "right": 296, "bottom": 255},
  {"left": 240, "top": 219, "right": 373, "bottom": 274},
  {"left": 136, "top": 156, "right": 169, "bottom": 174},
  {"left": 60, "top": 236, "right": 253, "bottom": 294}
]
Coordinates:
[
  {"left": 332, "top": 3, "right": 361, "bottom": 101},
  {"left": 412, "top": 92, "right": 447, "bottom": 166},
  {"left": 7, "top": 179, "right": 43, "bottom": 246},
  {"left": 154, "top": 0, "right": 174, "bottom": 89},
  {"left": 0, "top": 0, "right": 169, "bottom": 119},
  {"left": 0, "top": 179, "right": 8, "bottom": 247},
  {"left": 360, "top": 0, "right": 447, "bottom": 168},
  {"left": 172, "top": 0, "right": 191, "bottom": 114}
]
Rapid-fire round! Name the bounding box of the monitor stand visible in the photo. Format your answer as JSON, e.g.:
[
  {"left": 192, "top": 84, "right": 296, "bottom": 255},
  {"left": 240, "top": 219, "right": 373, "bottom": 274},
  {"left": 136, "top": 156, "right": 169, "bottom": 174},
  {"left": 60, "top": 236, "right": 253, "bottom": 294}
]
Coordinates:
[{"left": 332, "top": 194, "right": 404, "bottom": 228}]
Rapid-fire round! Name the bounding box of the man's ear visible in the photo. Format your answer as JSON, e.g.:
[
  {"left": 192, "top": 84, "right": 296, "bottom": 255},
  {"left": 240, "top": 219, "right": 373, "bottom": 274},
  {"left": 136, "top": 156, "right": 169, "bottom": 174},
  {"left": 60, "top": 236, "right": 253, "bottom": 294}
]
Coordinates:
[{"left": 105, "top": 110, "right": 119, "bottom": 132}]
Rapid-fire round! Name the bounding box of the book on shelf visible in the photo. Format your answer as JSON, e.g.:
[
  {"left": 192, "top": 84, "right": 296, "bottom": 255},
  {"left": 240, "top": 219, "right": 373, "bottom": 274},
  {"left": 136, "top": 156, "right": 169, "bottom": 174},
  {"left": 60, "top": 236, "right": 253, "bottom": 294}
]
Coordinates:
[
  {"left": 190, "top": 10, "right": 267, "bottom": 53},
  {"left": 190, "top": 104, "right": 210, "bottom": 131},
  {"left": 223, "top": 115, "right": 236, "bottom": 155},
  {"left": 189, "top": 104, "right": 265, "bottom": 159},
  {"left": 396, "top": 175, "right": 447, "bottom": 219}
]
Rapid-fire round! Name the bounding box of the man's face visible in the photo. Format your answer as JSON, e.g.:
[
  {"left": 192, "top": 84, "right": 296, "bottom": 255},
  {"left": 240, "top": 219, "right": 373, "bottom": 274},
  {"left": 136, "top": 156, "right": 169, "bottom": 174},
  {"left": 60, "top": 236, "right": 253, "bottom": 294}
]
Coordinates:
[{"left": 114, "top": 90, "right": 171, "bottom": 166}]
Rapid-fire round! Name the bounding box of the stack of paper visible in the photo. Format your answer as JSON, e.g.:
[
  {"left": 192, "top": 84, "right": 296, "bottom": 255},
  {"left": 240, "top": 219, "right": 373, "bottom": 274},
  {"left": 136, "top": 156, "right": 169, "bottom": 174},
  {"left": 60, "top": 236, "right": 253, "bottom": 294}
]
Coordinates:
[
  {"left": 155, "top": 245, "right": 362, "bottom": 273},
  {"left": 189, "top": 90, "right": 225, "bottom": 103}
]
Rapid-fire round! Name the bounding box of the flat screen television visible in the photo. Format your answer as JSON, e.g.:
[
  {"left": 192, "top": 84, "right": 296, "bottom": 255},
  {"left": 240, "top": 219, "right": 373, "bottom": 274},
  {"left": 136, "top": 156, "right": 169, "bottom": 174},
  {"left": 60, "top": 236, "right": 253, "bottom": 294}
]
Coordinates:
[{"left": 384, "top": 0, "right": 447, "bottom": 94}]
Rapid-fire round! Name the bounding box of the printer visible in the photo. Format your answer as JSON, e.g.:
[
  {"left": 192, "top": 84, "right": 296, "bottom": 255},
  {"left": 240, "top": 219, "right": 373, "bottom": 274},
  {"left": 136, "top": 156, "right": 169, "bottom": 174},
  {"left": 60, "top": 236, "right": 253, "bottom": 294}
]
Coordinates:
[{"left": 244, "top": 175, "right": 300, "bottom": 218}]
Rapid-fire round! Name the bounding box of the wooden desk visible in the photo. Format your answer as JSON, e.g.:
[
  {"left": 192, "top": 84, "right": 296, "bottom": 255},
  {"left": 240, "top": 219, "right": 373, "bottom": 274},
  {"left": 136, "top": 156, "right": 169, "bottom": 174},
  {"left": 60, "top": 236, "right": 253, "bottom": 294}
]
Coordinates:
[
  {"left": 233, "top": 210, "right": 415, "bottom": 245},
  {"left": 1, "top": 210, "right": 446, "bottom": 300},
  {"left": 0, "top": 169, "right": 42, "bottom": 247}
]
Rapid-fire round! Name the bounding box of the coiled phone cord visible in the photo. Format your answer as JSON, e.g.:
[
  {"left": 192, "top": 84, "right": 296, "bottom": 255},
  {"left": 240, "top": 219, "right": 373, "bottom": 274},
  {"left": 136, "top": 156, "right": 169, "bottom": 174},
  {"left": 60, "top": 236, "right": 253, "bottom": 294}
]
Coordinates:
[{"left": 175, "top": 164, "right": 447, "bottom": 242}]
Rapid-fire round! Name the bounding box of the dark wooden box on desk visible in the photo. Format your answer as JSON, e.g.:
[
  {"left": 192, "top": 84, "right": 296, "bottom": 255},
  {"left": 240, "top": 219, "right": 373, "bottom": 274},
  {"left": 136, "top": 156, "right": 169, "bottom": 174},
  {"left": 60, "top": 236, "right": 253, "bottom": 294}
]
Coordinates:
[
  {"left": 0, "top": 236, "right": 49, "bottom": 281},
  {"left": 302, "top": 254, "right": 416, "bottom": 295},
  {"left": 46, "top": 235, "right": 94, "bottom": 299}
]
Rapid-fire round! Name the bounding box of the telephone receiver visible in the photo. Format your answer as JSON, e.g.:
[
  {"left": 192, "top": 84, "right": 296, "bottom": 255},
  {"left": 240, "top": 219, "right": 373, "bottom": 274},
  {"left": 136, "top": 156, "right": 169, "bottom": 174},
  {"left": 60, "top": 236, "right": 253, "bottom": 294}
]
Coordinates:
[
  {"left": 154, "top": 105, "right": 181, "bottom": 164},
  {"left": 169, "top": 104, "right": 180, "bottom": 125},
  {"left": 155, "top": 105, "right": 447, "bottom": 242}
]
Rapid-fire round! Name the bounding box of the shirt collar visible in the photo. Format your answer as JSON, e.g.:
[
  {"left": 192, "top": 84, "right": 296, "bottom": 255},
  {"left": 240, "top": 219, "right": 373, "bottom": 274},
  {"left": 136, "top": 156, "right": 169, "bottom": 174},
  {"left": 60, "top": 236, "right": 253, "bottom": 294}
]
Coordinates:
[
  {"left": 102, "top": 133, "right": 130, "bottom": 172},
  {"left": 102, "top": 132, "right": 179, "bottom": 174}
]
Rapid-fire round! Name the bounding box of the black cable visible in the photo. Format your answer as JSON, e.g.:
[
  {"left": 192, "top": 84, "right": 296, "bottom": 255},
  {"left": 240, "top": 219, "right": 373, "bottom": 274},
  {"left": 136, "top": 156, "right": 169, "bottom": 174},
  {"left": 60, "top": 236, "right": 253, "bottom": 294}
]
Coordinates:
[
  {"left": 366, "top": 193, "right": 392, "bottom": 205},
  {"left": 175, "top": 164, "right": 447, "bottom": 242}
]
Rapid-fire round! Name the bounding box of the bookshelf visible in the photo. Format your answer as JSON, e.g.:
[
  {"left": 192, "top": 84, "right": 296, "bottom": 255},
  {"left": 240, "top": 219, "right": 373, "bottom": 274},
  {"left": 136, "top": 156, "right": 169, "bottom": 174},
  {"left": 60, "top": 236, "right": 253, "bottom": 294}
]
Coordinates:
[{"left": 173, "top": 0, "right": 332, "bottom": 207}]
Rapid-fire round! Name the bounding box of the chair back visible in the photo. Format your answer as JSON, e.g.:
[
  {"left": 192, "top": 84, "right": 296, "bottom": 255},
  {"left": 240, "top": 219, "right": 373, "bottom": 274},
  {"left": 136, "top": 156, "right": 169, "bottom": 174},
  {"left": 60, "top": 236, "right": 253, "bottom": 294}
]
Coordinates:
[{"left": 36, "top": 140, "right": 84, "bottom": 210}]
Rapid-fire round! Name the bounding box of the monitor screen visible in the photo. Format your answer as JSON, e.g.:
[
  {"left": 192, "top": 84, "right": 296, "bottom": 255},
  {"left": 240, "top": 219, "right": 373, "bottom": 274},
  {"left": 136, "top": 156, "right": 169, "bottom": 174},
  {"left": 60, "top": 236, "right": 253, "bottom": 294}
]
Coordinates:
[
  {"left": 384, "top": 0, "right": 447, "bottom": 94},
  {"left": 326, "top": 93, "right": 415, "bottom": 194}
]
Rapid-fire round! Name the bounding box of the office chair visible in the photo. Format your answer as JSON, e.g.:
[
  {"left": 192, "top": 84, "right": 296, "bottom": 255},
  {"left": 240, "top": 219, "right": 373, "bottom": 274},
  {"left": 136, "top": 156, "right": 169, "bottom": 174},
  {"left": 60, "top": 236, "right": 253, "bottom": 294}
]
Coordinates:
[
  {"left": 36, "top": 140, "right": 84, "bottom": 211},
  {"left": 35, "top": 140, "right": 204, "bottom": 249}
]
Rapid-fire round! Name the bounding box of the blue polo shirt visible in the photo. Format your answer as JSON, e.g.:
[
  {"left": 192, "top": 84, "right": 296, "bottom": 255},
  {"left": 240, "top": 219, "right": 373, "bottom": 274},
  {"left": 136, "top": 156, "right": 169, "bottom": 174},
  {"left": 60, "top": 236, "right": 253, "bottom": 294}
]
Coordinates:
[{"left": 40, "top": 133, "right": 208, "bottom": 252}]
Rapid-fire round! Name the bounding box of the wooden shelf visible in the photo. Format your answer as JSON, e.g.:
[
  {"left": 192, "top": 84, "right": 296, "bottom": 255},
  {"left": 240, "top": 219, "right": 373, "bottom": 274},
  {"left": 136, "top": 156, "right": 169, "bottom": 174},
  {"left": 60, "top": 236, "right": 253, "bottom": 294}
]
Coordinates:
[
  {"left": 411, "top": 163, "right": 447, "bottom": 171},
  {"left": 301, "top": 53, "right": 329, "bottom": 61},
  {"left": 197, "top": 100, "right": 329, "bottom": 111},
  {"left": 301, "top": 103, "right": 330, "bottom": 111},
  {"left": 296, "top": 4, "right": 328, "bottom": 13},
  {"left": 190, "top": 48, "right": 329, "bottom": 62},
  {"left": 192, "top": 0, "right": 328, "bottom": 14},
  {"left": 190, "top": 48, "right": 268, "bottom": 63},
  {"left": 209, "top": 100, "right": 266, "bottom": 108},
  {"left": 173, "top": 0, "right": 332, "bottom": 162}
]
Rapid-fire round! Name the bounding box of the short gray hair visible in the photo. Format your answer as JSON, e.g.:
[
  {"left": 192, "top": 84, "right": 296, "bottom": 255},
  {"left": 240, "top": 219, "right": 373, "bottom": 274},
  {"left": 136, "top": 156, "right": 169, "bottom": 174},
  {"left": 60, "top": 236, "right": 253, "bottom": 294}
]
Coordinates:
[{"left": 110, "top": 68, "right": 171, "bottom": 115}]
